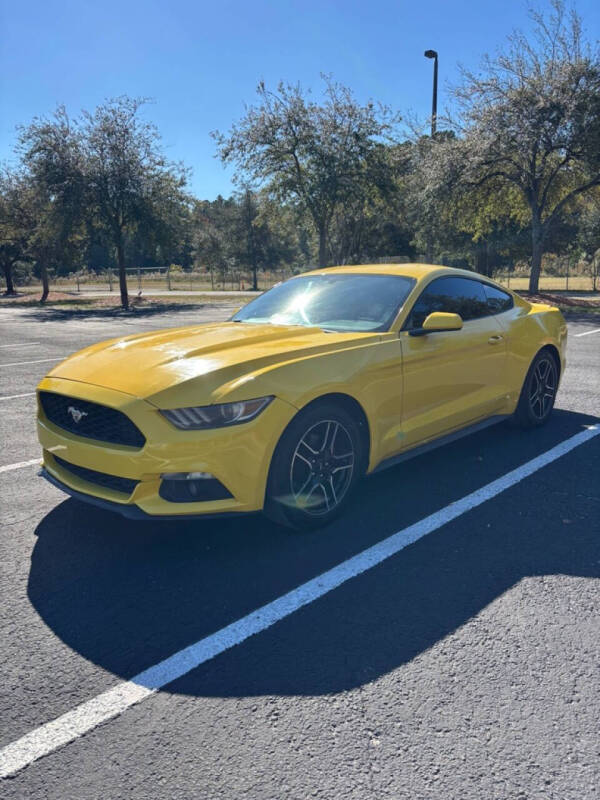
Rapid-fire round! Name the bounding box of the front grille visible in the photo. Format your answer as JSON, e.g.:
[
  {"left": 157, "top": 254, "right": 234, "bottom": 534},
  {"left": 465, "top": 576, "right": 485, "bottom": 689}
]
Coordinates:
[
  {"left": 54, "top": 455, "right": 138, "bottom": 496},
  {"left": 39, "top": 391, "right": 145, "bottom": 449}
]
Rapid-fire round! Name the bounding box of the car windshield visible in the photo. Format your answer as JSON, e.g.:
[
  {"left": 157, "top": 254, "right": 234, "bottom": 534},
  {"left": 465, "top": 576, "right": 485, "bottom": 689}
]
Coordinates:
[{"left": 231, "top": 273, "right": 416, "bottom": 333}]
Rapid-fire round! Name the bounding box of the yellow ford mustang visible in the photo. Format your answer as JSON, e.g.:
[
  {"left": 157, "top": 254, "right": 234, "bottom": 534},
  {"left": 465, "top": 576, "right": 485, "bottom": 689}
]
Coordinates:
[{"left": 37, "top": 264, "right": 567, "bottom": 530}]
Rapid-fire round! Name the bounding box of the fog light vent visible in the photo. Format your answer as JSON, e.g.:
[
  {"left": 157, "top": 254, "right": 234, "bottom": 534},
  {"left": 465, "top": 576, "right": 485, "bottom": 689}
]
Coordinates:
[
  {"left": 159, "top": 474, "right": 233, "bottom": 503},
  {"left": 161, "top": 471, "right": 215, "bottom": 481}
]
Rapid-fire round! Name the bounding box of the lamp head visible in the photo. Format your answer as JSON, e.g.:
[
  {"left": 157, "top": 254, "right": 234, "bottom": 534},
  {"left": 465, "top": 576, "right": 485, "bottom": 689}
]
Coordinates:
[{"left": 424, "top": 49, "right": 438, "bottom": 59}]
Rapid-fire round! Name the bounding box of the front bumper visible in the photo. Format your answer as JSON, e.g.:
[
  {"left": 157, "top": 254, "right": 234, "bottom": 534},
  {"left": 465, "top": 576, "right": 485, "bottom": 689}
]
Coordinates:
[
  {"left": 37, "top": 376, "right": 297, "bottom": 517},
  {"left": 39, "top": 467, "right": 255, "bottom": 521}
]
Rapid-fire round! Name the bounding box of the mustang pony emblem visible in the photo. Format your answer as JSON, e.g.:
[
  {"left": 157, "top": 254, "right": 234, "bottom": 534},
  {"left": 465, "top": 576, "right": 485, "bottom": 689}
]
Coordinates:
[{"left": 67, "top": 406, "right": 88, "bottom": 424}]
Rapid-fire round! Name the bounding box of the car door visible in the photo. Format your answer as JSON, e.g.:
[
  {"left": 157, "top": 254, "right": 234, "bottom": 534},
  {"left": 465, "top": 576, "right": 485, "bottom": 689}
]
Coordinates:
[{"left": 398, "top": 276, "right": 508, "bottom": 449}]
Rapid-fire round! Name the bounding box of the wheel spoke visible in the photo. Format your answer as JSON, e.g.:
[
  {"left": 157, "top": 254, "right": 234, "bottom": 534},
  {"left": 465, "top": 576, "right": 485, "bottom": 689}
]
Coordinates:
[
  {"left": 332, "top": 451, "right": 354, "bottom": 473},
  {"left": 320, "top": 421, "right": 339, "bottom": 453},
  {"left": 297, "top": 438, "right": 318, "bottom": 463},
  {"left": 329, "top": 422, "right": 339, "bottom": 452},
  {"left": 327, "top": 477, "right": 338, "bottom": 506},
  {"left": 533, "top": 396, "right": 543, "bottom": 416},
  {"left": 537, "top": 360, "right": 550, "bottom": 383},
  {"left": 293, "top": 471, "right": 315, "bottom": 500},
  {"left": 302, "top": 479, "right": 322, "bottom": 507},
  {"left": 295, "top": 452, "right": 312, "bottom": 469},
  {"left": 320, "top": 479, "right": 336, "bottom": 510},
  {"left": 542, "top": 360, "right": 551, "bottom": 381}
]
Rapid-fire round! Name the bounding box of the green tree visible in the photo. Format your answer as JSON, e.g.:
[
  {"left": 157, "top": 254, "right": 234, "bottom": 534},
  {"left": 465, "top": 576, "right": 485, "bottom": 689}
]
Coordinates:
[
  {"left": 449, "top": 1, "right": 600, "bottom": 291},
  {"left": 82, "top": 96, "right": 189, "bottom": 309},
  {"left": 255, "top": 193, "right": 313, "bottom": 271},
  {"left": 17, "top": 107, "right": 86, "bottom": 301},
  {"left": 236, "top": 188, "right": 265, "bottom": 289},
  {"left": 192, "top": 196, "right": 238, "bottom": 287},
  {"left": 213, "top": 77, "right": 402, "bottom": 267},
  {"left": 0, "top": 168, "right": 32, "bottom": 295},
  {"left": 575, "top": 190, "right": 600, "bottom": 289},
  {"left": 327, "top": 141, "right": 413, "bottom": 264}
]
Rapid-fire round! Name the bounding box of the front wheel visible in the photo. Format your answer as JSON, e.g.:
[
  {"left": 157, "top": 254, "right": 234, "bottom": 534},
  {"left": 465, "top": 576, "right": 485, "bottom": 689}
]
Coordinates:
[
  {"left": 264, "top": 402, "right": 364, "bottom": 531},
  {"left": 512, "top": 349, "right": 559, "bottom": 428}
]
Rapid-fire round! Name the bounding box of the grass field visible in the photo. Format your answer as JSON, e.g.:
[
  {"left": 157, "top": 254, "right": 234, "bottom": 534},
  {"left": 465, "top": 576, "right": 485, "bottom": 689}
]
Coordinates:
[
  {"left": 2, "top": 287, "right": 599, "bottom": 316},
  {"left": 496, "top": 275, "right": 597, "bottom": 291},
  {"left": 6, "top": 273, "right": 598, "bottom": 295},
  {"left": 48, "top": 271, "right": 290, "bottom": 294}
]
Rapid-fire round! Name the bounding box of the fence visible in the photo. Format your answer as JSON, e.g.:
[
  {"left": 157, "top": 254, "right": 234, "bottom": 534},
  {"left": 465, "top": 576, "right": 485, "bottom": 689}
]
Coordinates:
[
  {"left": 49, "top": 266, "right": 297, "bottom": 294},
  {"left": 3, "top": 260, "right": 599, "bottom": 296},
  {"left": 496, "top": 274, "right": 597, "bottom": 292},
  {"left": 494, "top": 253, "right": 599, "bottom": 293}
]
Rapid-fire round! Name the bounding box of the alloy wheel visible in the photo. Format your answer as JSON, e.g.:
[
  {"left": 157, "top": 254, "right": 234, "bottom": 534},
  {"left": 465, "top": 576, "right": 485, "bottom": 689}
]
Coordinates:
[
  {"left": 528, "top": 356, "right": 557, "bottom": 420},
  {"left": 290, "top": 420, "right": 355, "bottom": 516}
]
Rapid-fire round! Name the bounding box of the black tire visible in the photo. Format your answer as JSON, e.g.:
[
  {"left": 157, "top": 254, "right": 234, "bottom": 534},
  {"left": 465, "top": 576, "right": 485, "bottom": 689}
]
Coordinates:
[
  {"left": 512, "top": 348, "right": 559, "bottom": 429},
  {"left": 264, "top": 401, "right": 364, "bottom": 531}
]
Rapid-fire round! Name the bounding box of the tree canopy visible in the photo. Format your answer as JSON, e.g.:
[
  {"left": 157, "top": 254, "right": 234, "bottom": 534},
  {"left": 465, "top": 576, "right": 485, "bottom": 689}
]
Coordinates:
[
  {"left": 11, "top": 97, "right": 190, "bottom": 306},
  {"left": 213, "top": 77, "right": 403, "bottom": 266},
  {"left": 419, "top": 0, "right": 600, "bottom": 290},
  {"left": 2, "top": 2, "right": 600, "bottom": 300}
]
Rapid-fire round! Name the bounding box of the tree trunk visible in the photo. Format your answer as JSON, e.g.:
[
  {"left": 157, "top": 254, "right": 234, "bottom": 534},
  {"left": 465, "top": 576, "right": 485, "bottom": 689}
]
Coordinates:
[
  {"left": 251, "top": 265, "right": 258, "bottom": 291},
  {"left": 425, "top": 232, "right": 433, "bottom": 265},
  {"left": 475, "top": 241, "right": 488, "bottom": 276},
  {"left": 318, "top": 226, "right": 328, "bottom": 268},
  {"left": 40, "top": 263, "right": 50, "bottom": 303},
  {"left": 529, "top": 217, "right": 544, "bottom": 293},
  {"left": 2, "top": 261, "right": 16, "bottom": 295},
  {"left": 116, "top": 238, "right": 129, "bottom": 310}
]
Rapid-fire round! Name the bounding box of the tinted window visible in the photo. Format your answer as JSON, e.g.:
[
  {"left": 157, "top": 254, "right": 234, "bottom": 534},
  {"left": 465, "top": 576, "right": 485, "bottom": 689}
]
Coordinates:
[
  {"left": 232, "top": 273, "right": 416, "bottom": 332},
  {"left": 483, "top": 283, "right": 513, "bottom": 314},
  {"left": 406, "top": 277, "right": 489, "bottom": 328}
]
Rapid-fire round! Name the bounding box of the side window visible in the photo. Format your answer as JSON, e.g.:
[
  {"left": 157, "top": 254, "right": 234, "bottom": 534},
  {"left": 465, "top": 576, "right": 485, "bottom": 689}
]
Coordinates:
[
  {"left": 406, "top": 277, "right": 489, "bottom": 329},
  {"left": 483, "top": 283, "right": 513, "bottom": 314}
]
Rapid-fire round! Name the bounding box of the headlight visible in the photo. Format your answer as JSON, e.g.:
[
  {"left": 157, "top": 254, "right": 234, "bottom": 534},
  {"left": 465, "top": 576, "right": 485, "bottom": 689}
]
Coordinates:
[{"left": 160, "top": 396, "right": 274, "bottom": 430}]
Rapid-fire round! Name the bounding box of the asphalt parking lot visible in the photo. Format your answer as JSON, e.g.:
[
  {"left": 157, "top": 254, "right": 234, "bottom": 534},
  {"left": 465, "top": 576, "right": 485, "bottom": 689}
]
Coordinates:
[{"left": 1, "top": 304, "right": 599, "bottom": 800}]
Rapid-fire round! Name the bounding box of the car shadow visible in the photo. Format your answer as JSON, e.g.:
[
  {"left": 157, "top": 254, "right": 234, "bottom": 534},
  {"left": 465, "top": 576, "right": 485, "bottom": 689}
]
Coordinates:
[
  {"left": 17, "top": 302, "right": 230, "bottom": 323},
  {"left": 27, "top": 408, "right": 600, "bottom": 697}
]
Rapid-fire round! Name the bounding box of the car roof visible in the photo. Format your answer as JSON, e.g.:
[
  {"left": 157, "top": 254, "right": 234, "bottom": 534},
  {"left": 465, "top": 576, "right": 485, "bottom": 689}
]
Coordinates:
[{"left": 301, "top": 263, "right": 493, "bottom": 282}]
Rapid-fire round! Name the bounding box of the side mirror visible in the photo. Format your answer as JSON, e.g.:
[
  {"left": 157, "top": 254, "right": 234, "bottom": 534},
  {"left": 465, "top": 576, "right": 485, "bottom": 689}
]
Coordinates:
[{"left": 409, "top": 312, "right": 463, "bottom": 337}]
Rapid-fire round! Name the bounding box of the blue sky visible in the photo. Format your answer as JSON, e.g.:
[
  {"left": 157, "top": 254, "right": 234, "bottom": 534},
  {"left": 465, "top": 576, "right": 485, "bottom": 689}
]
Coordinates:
[{"left": 1, "top": 0, "right": 599, "bottom": 199}]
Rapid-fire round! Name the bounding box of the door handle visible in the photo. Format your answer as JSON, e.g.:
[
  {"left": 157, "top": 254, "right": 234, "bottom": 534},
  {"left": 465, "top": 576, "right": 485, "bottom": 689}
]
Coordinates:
[{"left": 488, "top": 334, "right": 504, "bottom": 345}]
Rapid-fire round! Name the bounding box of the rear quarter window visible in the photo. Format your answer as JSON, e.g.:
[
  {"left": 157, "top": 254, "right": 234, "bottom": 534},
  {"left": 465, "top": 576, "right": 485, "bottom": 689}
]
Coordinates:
[{"left": 483, "top": 284, "right": 513, "bottom": 314}]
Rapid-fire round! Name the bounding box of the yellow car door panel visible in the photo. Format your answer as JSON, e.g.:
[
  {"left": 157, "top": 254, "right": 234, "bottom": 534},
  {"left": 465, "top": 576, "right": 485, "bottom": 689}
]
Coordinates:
[{"left": 396, "top": 275, "right": 509, "bottom": 450}]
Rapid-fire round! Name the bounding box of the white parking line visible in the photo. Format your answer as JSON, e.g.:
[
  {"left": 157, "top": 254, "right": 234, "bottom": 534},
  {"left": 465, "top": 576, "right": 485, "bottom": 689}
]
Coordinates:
[
  {"left": 0, "top": 458, "right": 41, "bottom": 473},
  {"left": 0, "top": 342, "right": 41, "bottom": 349},
  {"left": 0, "top": 392, "right": 37, "bottom": 401},
  {"left": 0, "top": 424, "right": 598, "bottom": 779},
  {"left": 0, "top": 357, "right": 65, "bottom": 368},
  {"left": 574, "top": 327, "right": 600, "bottom": 337}
]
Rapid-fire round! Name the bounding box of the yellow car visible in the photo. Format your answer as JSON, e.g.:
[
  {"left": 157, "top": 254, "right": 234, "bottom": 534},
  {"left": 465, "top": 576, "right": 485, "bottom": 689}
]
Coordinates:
[{"left": 37, "top": 264, "right": 567, "bottom": 530}]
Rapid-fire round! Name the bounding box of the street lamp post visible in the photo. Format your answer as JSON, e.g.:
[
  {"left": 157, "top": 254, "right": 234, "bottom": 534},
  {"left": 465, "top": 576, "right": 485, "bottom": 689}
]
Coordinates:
[
  {"left": 424, "top": 49, "right": 438, "bottom": 263},
  {"left": 424, "top": 49, "right": 438, "bottom": 137}
]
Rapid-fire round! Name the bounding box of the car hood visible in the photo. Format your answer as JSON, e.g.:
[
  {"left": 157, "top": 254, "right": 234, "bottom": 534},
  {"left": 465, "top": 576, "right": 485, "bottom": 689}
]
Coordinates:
[{"left": 48, "top": 322, "right": 378, "bottom": 406}]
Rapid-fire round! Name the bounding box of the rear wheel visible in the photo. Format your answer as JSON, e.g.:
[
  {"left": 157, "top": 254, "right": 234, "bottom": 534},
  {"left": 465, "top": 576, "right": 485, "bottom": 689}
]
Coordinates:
[
  {"left": 264, "top": 401, "right": 364, "bottom": 531},
  {"left": 513, "top": 349, "right": 558, "bottom": 428}
]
